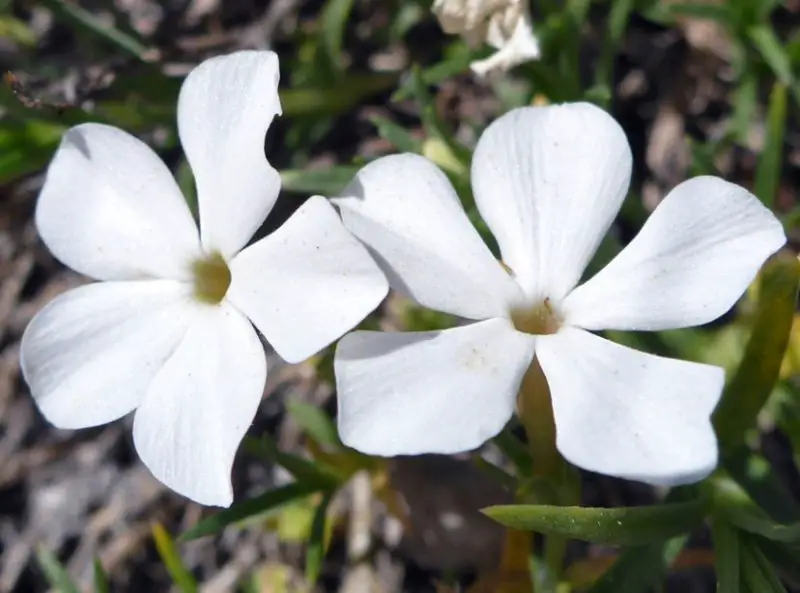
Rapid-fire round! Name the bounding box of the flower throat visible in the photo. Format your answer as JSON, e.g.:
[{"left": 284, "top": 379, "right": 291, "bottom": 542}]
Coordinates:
[
  {"left": 191, "top": 252, "right": 231, "bottom": 304},
  {"left": 511, "top": 298, "right": 561, "bottom": 335}
]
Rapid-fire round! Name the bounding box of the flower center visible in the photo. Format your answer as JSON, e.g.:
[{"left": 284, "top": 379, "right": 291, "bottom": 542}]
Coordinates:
[
  {"left": 191, "top": 251, "right": 231, "bottom": 304},
  {"left": 511, "top": 298, "right": 562, "bottom": 335}
]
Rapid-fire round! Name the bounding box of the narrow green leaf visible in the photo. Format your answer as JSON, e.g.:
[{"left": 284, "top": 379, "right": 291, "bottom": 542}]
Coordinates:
[
  {"left": 666, "top": 2, "right": 732, "bottom": 23},
  {"left": 725, "top": 448, "right": 800, "bottom": 523},
  {"left": 714, "top": 479, "right": 800, "bottom": 543},
  {"left": 93, "top": 557, "right": 110, "bottom": 593},
  {"left": 243, "top": 434, "right": 342, "bottom": 486},
  {"left": 280, "top": 73, "right": 398, "bottom": 118},
  {"left": 757, "top": 539, "right": 800, "bottom": 587},
  {"left": 483, "top": 496, "right": 708, "bottom": 545},
  {"left": 38, "top": 0, "right": 152, "bottom": 61},
  {"left": 586, "top": 536, "right": 688, "bottom": 593},
  {"left": 714, "top": 252, "right": 800, "bottom": 450},
  {"left": 305, "top": 491, "right": 334, "bottom": 585},
  {"left": 0, "top": 119, "right": 64, "bottom": 184},
  {"left": 321, "top": 0, "right": 356, "bottom": 70},
  {"left": 753, "top": 82, "right": 786, "bottom": 207},
  {"left": 152, "top": 522, "right": 198, "bottom": 593},
  {"left": 492, "top": 428, "right": 533, "bottom": 478},
  {"left": 740, "top": 536, "right": 787, "bottom": 592},
  {"left": 181, "top": 481, "right": 326, "bottom": 540},
  {"left": 711, "top": 518, "right": 741, "bottom": 593},
  {"left": 595, "top": 0, "right": 635, "bottom": 95},
  {"left": 749, "top": 25, "right": 793, "bottom": 85},
  {"left": 730, "top": 72, "right": 758, "bottom": 144},
  {"left": 391, "top": 42, "right": 472, "bottom": 101},
  {"left": 406, "top": 65, "right": 471, "bottom": 167},
  {"left": 286, "top": 400, "right": 341, "bottom": 448},
  {"left": 35, "top": 547, "right": 81, "bottom": 593},
  {"left": 0, "top": 15, "right": 35, "bottom": 46},
  {"left": 368, "top": 114, "right": 422, "bottom": 153},
  {"left": 279, "top": 166, "right": 358, "bottom": 196},
  {"left": 473, "top": 456, "right": 518, "bottom": 492}
]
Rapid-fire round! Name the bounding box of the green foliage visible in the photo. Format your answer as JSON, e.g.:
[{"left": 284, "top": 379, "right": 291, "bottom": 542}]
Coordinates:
[
  {"left": 483, "top": 496, "right": 709, "bottom": 545},
  {"left": 35, "top": 547, "right": 81, "bottom": 593},
  {"left": 714, "top": 253, "right": 800, "bottom": 451},
  {"left": 152, "top": 523, "right": 198, "bottom": 593}
]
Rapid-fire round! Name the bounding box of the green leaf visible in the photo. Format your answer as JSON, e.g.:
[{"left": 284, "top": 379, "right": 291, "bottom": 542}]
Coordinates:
[
  {"left": 473, "top": 456, "right": 518, "bottom": 492},
  {"left": 595, "top": 0, "right": 635, "bottom": 96},
  {"left": 280, "top": 73, "right": 398, "bottom": 118},
  {"left": 391, "top": 44, "right": 474, "bottom": 101},
  {"left": 405, "top": 65, "right": 471, "bottom": 167},
  {"left": 586, "top": 536, "right": 688, "bottom": 593},
  {"left": 279, "top": 166, "right": 358, "bottom": 196},
  {"left": 711, "top": 518, "right": 741, "bottom": 593},
  {"left": 0, "top": 15, "right": 35, "bottom": 46},
  {"left": 0, "top": 118, "right": 64, "bottom": 184},
  {"left": 749, "top": 25, "right": 794, "bottom": 86},
  {"left": 714, "top": 479, "right": 800, "bottom": 543},
  {"left": 740, "top": 536, "right": 787, "bottom": 592},
  {"left": 368, "top": 114, "right": 422, "bottom": 153},
  {"left": 753, "top": 82, "right": 786, "bottom": 207},
  {"left": 286, "top": 400, "right": 341, "bottom": 448},
  {"left": 757, "top": 539, "right": 800, "bottom": 587},
  {"left": 152, "top": 522, "right": 198, "bottom": 593},
  {"left": 38, "top": 0, "right": 152, "bottom": 61},
  {"left": 35, "top": 547, "right": 81, "bottom": 593},
  {"left": 666, "top": 2, "right": 732, "bottom": 23},
  {"left": 482, "top": 496, "right": 708, "bottom": 545},
  {"left": 492, "top": 428, "right": 533, "bottom": 478},
  {"left": 730, "top": 72, "right": 758, "bottom": 144},
  {"left": 305, "top": 491, "right": 334, "bottom": 585},
  {"left": 93, "top": 557, "right": 110, "bottom": 593},
  {"left": 714, "top": 252, "right": 800, "bottom": 450},
  {"left": 724, "top": 449, "right": 800, "bottom": 523},
  {"left": 320, "top": 0, "right": 356, "bottom": 71},
  {"left": 181, "top": 481, "right": 327, "bottom": 540},
  {"left": 243, "top": 434, "right": 342, "bottom": 487}
]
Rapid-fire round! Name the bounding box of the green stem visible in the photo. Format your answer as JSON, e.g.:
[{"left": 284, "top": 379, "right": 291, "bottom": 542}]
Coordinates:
[
  {"left": 516, "top": 358, "right": 579, "bottom": 581},
  {"left": 517, "top": 359, "right": 560, "bottom": 483}
]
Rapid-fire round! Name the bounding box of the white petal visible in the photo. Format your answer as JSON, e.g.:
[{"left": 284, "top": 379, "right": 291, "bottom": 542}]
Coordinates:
[
  {"left": 133, "top": 303, "right": 266, "bottom": 507},
  {"left": 564, "top": 177, "right": 786, "bottom": 331},
  {"left": 334, "top": 153, "right": 523, "bottom": 319},
  {"left": 20, "top": 280, "right": 194, "bottom": 429},
  {"left": 178, "top": 50, "right": 282, "bottom": 258},
  {"left": 335, "top": 318, "right": 535, "bottom": 456},
  {"left": 537, "top": 327, "right": 721, "bottom": 485},
  {"left": 471, "top": 104, "right": 632, "bottom": 300},
  {"left": 36, "top": 124, "right": 201, "bottom": 281},
  {"left": 227, "top": 196, "right": 388, "bottom": 364}
]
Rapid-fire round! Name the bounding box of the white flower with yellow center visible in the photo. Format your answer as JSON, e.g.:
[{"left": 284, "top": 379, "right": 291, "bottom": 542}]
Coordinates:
[
  {"left": 20, "top": 51, "right": 388, "bottom": 506},
  {"left": 333, "top": 102, "right": 786, "bottom": 485}
]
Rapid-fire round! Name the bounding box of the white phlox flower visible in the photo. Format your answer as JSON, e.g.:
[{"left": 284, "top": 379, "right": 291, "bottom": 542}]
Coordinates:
[
  {"left": 333, "top": 102, "right": 786, "bottom": 486},
  {"left": 433, "top": 0, "right": 541, "bottom": 76},
  {"left": 20, "top": 51, "right": 388, "bottom": 507}
]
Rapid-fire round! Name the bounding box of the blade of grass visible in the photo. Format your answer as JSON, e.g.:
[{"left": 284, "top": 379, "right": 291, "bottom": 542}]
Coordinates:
[
  {"left": 752, "top": 82, "right": 787, "bottom": 207},
  {"left": 39, "top": 0, "right": 153, "bottom": 61},
  {"left": 35, "top": 547, "right": 81, "bottom": 593},
  {"left": 93, "top": 557, "right": 110, "bottom": 593},
  {"left": 152, "top": 522, "right": 198, "bottom": 593},
  {"left": 181, "top": 481, "right": 327, "bottom": 540},
  {"left": 305, "top": 491, "right": 334, "bottom": 585}
]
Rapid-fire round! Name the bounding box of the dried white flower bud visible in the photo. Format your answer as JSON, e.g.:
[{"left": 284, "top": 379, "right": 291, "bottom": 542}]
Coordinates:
[{"left": 432, "top": 0, "right": 541, "bottom": 76}]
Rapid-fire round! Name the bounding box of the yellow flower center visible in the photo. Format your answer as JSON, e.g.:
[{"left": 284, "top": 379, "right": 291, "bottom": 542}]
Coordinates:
[
  {"left": 191, "top": 252, "right": 231, "bottom": 304},
  {"left": 511, "top": 298, "right": 562, "bottom": 336}
]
